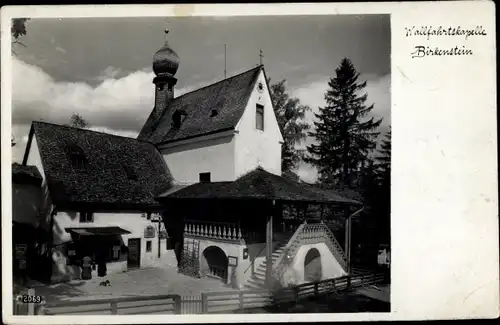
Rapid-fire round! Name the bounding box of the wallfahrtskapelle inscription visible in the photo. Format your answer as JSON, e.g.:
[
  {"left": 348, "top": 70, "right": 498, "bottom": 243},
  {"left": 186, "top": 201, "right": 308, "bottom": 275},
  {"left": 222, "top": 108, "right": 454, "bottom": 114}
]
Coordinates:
[{"left": 405, "top": 25, "right": 487, "bottom": 58}]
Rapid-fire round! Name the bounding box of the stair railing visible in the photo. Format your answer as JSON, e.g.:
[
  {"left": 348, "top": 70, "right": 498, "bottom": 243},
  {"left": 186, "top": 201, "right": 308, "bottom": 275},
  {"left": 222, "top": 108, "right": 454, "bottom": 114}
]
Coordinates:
[
  {"left": 272, "top": 221, "right": 307, "bottom": 282},
  {"left": 317, "top": 222, "right": 348, "bottom": 271},
  {"left": 244, "top": 245, "right": 267, "bottom": 274}
]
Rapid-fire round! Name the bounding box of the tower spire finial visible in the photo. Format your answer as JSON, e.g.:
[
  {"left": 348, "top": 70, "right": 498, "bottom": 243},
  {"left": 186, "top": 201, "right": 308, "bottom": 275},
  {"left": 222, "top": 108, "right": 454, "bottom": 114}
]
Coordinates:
[
  {"left": 259, "top": 49, "right": 263, "bottom": 66},
  {"left": 164, "top": 29, "right": 169, "bottom": 42}
]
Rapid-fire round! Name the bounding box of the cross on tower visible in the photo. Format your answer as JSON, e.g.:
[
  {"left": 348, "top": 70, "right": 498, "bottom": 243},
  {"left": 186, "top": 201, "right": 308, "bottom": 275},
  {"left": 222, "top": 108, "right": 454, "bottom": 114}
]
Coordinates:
[{"left": 259, "top": 49, "right": 263, "bottom": 66}]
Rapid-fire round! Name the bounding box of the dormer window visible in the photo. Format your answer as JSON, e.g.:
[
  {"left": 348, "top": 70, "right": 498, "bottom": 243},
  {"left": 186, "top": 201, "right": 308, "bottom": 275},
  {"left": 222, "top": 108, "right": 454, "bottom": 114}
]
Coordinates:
[
  {"left": 172, "top": 109, "right": 187, "bottom": 129},
  {"left": 66, "top": 144, "right": 87, "bottom": 170},
  {"left": 210, "top": 109, "right": 218, "bottom": 117},
  {"left": 256, "top": 104, "right": 264, "bottom": 131},
  {"left": 122, "top": 164, "right": 138, "bottom": 181}
]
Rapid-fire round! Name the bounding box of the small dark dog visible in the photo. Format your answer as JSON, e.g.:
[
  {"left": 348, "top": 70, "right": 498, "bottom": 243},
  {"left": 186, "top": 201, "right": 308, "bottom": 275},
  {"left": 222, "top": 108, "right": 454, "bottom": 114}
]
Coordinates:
[{"left": 99, "top": 280, "right": 111, "bottom": 287}]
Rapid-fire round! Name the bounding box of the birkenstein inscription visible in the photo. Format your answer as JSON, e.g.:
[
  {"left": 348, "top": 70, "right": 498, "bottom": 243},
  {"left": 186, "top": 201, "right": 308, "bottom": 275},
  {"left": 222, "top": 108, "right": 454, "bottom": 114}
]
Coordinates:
[{"left": 405, "top": 25, "right": 487, "bottom": 58}]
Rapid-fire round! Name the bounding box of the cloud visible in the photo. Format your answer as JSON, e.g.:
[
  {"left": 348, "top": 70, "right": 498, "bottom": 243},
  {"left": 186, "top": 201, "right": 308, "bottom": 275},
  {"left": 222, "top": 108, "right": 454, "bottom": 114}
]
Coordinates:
[
  {"left": 55, "top": 46, "right": 67, "bottom": 54},
  {"left": 11, "top": 57, "right": 198, "bottom": 134}
]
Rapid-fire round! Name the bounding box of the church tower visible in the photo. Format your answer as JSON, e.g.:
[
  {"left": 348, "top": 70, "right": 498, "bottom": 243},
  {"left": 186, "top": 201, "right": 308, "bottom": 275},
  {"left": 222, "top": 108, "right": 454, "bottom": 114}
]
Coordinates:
[{"left": 151, "top": 29, "right": 180, "bottom": 122}]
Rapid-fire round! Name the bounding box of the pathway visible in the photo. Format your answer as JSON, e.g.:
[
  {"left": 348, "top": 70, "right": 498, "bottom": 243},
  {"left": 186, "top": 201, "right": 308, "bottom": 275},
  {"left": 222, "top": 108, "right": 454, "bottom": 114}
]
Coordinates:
[{"left": 15, "top": 267, "right": 237, "bottom": 303}]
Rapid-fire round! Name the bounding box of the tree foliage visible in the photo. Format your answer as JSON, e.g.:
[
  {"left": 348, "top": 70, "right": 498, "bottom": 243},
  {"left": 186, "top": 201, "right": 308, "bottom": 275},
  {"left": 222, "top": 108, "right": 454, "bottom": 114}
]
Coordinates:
[
  {"left": 375, "top": 127, "right": 391, "bottom": 186},
  {"left": 305, "top": 58, "right": 382, "bottom": 187},
  {"left": 69, "top": 113, "right": 90, "bottom": 129},
  {"left": 11, "top": 18, "right": 30, "bottom": 54},
  {"left": 268, "top": 78, "right": 311, "bottom": 176}
]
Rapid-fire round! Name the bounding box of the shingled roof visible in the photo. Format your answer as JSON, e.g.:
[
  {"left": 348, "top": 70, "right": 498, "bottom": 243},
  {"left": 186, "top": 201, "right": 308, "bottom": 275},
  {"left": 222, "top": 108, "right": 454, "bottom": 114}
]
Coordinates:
[
  {"left": 26, "top": 122, "right": 174, "bottom": 211},
  {"left": 138, "top": 65, "right": 263, "bottom": 144},
  {"left": 12, "top": 163, "right": 43, "bottom": 186},
  {"left": 157, "top": 167, "right": 361, "bottom": 205}
]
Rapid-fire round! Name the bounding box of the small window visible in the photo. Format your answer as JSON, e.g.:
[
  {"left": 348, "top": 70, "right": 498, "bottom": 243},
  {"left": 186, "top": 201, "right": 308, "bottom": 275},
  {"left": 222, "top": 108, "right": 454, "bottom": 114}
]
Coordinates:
[
  {"left": 172, "top": 109, "right": 188, "bottom": 129},
  {"left": 146, "top": 213, "right": 151, "bottom": 220},
  {"left": 66, "top": 144, "right": 87, "bottom": 170},
  {"left": 122, "top": 164, "right": 138, "bottom": 181},
  {"left": 256, "top": 104, "right": 264, "bottom": 131},
  {"left": 146, "top": 240, "right": 152, "bottom": 252},
  {"left": 199, "top": 172, "right": 211, "bottom": 183},
  {"left": 79, "top": 212, "right": 94, "bottom": 223},
  {"left": 111, "top": 245, "right": 121, "bottom": 260}
]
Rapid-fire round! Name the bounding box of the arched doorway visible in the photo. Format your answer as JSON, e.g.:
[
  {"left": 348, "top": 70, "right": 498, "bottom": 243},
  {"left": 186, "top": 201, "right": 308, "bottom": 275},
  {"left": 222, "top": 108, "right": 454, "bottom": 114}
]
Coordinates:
[
  {"left": 304, "top": 248, "right": 322, "bottom": 282},
  {"left": 201, "top": 246, "right": 228, "bottom": 283}
]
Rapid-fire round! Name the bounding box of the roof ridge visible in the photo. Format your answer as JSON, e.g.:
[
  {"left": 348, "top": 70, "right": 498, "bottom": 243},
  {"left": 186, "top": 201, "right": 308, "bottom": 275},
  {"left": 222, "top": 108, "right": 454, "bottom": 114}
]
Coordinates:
[
  {"left": 32, "top": 121, "right": 155, "bottom": 145},
  {"left": 173, "top": 65, "right": 262, "bottom": 101}
]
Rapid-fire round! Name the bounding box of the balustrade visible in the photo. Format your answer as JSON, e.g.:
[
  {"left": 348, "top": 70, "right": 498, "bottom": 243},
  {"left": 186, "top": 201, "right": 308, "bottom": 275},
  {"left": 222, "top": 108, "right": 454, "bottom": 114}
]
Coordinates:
[
  {"left": 208, "top": 265, "right": 227, "bottom": 280},
  {"left": 184, "top": 220, "right": 243, "bottom": 241}
]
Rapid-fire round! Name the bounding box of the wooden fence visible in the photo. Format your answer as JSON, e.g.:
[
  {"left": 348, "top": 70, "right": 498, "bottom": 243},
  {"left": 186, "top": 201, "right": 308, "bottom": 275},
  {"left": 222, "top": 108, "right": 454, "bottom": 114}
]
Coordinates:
[
  {"left": 41, "top": 295, "right": 180, "bottom": 315},
  {"left": 180, "top": 295, "right": 203, "bottom": 314},
  {"left": 201, "top": 290, "right": 272, "bottom": 314},
  {"left": 14, "top": 272, "right": 386, "bottom": 315}
]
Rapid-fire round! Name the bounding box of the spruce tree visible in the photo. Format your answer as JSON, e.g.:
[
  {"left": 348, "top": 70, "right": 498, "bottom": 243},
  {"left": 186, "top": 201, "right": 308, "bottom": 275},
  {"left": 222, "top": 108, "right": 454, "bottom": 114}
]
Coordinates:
[
  {"left": 376, "top": 127, "right": 391, "bottom": 187},
  {"left": 306, "top": 58, "right": 382, "bottom": 187},
  {"left": 375, "top": 128, "right": 391, "bottom": 245}
]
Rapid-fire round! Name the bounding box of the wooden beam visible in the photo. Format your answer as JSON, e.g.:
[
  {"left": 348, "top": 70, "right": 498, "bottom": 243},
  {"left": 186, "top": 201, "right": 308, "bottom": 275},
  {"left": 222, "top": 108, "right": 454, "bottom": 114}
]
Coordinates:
[{"left": 265, "top": 201, "right": 274, "bottom": 287}]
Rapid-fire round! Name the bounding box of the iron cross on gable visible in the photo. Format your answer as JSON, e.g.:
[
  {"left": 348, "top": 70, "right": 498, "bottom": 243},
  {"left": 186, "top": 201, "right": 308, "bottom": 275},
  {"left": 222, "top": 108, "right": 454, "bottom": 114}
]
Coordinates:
[{"left": 259, "top": 49, "right": 263, "bottom": 65}]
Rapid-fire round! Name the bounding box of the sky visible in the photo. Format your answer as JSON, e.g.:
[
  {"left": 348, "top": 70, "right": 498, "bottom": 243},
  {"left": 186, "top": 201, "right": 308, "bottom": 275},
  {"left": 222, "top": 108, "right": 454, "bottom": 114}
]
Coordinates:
[{"left": 10, "top": 15, "right": 391, "bottom": 182}]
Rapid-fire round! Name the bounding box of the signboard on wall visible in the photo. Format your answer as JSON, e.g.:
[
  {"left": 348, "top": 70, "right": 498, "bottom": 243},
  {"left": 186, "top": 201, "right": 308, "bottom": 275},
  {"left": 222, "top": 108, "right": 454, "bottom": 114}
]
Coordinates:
[
  {"left": 228, "top": 256, "right": 238, "bottom": 267},
  {"left": 144, "top": 226, "right": 155, "bottom": 238}
]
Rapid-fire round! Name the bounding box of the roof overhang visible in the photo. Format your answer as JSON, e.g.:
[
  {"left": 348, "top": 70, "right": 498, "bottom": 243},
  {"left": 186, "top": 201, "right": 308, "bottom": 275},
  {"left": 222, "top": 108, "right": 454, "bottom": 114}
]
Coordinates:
[
  {"left": 53, "top": 201, "right": 165, "bottom": 214},
  {"left": 65, "top": 226, "right": 131, "bottom": 236}
]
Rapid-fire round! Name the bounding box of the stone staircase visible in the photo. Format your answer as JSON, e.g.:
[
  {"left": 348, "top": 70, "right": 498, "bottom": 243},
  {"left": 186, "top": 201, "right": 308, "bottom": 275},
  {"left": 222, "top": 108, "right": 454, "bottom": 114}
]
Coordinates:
[{"left": 243, "top": 236, "right": 291, "bottom": 290}]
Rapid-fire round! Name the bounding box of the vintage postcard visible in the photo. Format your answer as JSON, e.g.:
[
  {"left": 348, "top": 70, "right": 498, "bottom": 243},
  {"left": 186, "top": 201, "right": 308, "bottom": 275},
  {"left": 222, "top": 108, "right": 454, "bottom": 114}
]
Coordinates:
[{"left": 1, "top": 2, "right": 498, "bottom": 324}]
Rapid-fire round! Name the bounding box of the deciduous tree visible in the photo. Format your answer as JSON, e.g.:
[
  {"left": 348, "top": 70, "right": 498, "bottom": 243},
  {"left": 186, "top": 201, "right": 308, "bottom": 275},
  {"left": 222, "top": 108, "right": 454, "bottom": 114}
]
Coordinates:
[{"left": 268, "top": 78, "right": 311, "bottom": 178}]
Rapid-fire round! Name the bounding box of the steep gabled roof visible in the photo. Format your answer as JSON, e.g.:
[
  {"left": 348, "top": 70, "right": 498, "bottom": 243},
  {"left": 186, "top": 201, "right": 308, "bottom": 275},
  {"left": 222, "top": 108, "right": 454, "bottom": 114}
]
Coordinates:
[
  {"left": 27, "top": 121, "right": 174, "bottom": 211},
  {"left": 138, "top": 65, "right": 263, "bottom": 144},
  {"left": 157, "top": 167, "right": 361, "bottom": 205}
]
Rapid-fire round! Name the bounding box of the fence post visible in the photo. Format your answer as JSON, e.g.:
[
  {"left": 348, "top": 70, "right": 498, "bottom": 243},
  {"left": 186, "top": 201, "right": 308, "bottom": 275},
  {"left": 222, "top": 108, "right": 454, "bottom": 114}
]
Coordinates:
[
  {"left": 174, "top": 295, "right": 182, "bottom": 314},
  {"left": 27, "top": 288, "right": 35, "bottom": 315},
  {"left": 239, "top": 291, "right": 244, "bottom": 312},
  {"left": 110, "top": 301, "right": 118, "bottom": 315},
  {"left": 314, "top": 282, "right": 318, "bottom": 297},
  {"left": 347, "top": 276, "right": 351, "bottom": 290},
  {"left": 201, "top": 293, "right": 208, "bottom": 314},
  {"left": 37, "top": 301, "right": 47, "bottom": 315}
]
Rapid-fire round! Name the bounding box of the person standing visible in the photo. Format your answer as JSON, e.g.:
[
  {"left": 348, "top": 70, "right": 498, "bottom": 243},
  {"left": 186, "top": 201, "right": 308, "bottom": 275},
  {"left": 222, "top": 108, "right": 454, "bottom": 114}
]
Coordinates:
[{"left": 82, "top": 255, "right": 92, "bottom": 280}]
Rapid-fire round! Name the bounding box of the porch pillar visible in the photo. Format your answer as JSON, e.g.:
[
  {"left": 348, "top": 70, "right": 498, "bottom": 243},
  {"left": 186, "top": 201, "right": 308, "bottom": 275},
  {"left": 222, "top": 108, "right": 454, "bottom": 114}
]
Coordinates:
[{"left": 265, "top": 200, "right": 275, "bottom": 287}]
